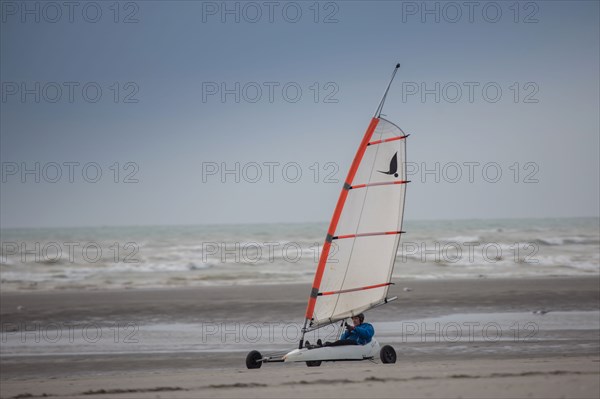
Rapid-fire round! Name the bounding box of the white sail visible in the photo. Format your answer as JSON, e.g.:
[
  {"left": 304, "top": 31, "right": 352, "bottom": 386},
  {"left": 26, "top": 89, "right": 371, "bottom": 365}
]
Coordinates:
[{"left": 305, "top": 117, "right": 408, "bottom": 328}]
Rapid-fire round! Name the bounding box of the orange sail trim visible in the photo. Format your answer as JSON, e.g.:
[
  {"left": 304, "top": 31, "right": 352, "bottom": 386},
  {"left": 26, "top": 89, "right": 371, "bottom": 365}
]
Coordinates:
[
  {"left": 304, "top": 117, "right": 380, "bottom": 320},
  {"left": 367, "top": 135, "right": 408, "bottom": 146}
]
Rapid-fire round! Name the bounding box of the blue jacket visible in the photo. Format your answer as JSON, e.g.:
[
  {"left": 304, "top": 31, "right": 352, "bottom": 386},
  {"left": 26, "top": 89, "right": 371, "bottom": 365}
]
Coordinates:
[{"left": 340, "top": 322, "right": 374, "bottom": 345}]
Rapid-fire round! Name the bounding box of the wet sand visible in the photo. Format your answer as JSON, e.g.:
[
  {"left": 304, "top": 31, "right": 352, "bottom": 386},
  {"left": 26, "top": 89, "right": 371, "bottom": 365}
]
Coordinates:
[
  {"left": 1, "top": 277, "right": 599, "bottom": 398},
  {"left": 3, "top": 277, "right": 598, "bottom": 325}
]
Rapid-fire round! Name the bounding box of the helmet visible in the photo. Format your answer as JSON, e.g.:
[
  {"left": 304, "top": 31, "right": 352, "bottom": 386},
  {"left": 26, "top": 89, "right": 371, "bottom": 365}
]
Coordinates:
[{"left": 353, "top": 313, "right": 365, "bottom": 323}]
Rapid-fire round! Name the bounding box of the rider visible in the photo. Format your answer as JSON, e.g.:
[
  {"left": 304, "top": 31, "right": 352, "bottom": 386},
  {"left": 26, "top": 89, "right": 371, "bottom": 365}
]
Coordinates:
[{"left": 307, "top": 313, "right": 374, "bottom": 348}]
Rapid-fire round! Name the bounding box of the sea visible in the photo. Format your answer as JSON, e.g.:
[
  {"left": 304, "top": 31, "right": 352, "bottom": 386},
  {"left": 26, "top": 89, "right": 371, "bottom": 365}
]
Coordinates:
[{"left": 1, "top": 217, "right": 598, "bottom": 292}]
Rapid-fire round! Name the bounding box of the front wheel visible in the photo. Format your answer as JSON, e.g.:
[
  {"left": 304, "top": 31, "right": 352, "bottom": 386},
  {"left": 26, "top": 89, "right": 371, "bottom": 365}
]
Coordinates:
[
  {"left": 246, "top": 350, "right": 263, "bottom": 369},
  {"left": 380, "top": 345, "right": 396, "bottom": 364},
  {"left": 306, "top": 360, "right": 322, "bottom": 367}
]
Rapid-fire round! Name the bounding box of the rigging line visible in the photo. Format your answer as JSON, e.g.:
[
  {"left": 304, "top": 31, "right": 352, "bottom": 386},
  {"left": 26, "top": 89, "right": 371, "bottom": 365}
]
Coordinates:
[
  {"left": 330, "top": 120, "right": 407, "bottom": 315},
  {"left": 305, "top": 117, "right": 380, "bottom": 323},
  {"left": 329, "top": 120, "right": 385, "bottom": 317},
  {"left": 337, "top": 319, "right": 345, "bottom": 340},
  {"left": 383, "top": 147, "right": 408, "bottom": 300},
  {"left": 375, "top": 116, "right": 409, "bottom": 300},
  {"left": 379, "top": 115, "right": 409, "bottom": 300},
  {"left": 305, "top": 317, "right": 341, "bottom": 333},
  {"left": 307, "top": 296, "right": 399, "bottom": 333}
]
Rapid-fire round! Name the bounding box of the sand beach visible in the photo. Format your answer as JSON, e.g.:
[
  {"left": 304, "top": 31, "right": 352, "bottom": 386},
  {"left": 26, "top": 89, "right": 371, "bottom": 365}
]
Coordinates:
[{"left": 1, "top": 277, "right": 598, "bottom": 398}]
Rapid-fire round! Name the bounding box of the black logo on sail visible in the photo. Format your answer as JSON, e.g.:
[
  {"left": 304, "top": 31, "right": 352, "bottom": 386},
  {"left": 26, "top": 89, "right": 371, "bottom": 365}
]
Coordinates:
[{"left": 378, "top": 152, "right": 398, "bottom": 178}]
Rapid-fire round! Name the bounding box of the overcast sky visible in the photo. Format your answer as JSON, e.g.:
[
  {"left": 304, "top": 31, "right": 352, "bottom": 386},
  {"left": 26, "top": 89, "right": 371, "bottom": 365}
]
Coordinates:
[{"left": 1, "top": 0, "right": 598, "bottom": 228}]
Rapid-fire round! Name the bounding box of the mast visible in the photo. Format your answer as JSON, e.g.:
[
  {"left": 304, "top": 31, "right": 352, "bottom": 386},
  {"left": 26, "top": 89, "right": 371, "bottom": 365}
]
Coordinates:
[
  {"left": 374, "top": 63, "right": 400, "bottom": 118},
  {"left": 299, "top": 63, "right": 402, "bottom": 348}
]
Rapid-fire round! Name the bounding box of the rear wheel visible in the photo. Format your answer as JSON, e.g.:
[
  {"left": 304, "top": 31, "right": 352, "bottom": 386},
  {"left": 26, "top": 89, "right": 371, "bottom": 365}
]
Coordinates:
[
  {"left": 380, "top": 345, "right": 396, "bottom": 364},
  {"left": 246, "top": 350, "right": 263, "bottom": 369},
  {"left": 306, "top": 360, "right": 322, "bottom": 367}
]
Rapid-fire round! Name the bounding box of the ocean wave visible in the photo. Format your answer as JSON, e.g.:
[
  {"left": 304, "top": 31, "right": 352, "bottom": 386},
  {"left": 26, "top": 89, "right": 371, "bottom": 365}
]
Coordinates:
[
  {"left": 0, "top": 257, "right": 14, "bottom": 266},
  {"left": 439, "top": 236, "right": 481, "bottom": 243},
  {"left": 101, "top": 261, "right": 214, "bottom": 273},
  {"left": 1, "top": 219, "right": 598, "bottom": 291},
  {"left": 532, "top": 237, "right": 600, "bottom": 246}
]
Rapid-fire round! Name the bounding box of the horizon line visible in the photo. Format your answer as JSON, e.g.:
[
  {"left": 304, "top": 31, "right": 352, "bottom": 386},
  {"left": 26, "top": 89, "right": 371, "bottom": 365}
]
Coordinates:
[{"left": 1, "top": 215, "right": 599, "bottom": 231}]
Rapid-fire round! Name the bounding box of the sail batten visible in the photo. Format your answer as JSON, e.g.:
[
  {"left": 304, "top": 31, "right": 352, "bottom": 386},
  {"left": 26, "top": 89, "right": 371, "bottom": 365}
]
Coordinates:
[
  {"left": 333, "top": 231, "right": 404, "bottom": 240},
  {"left": 318, "top": 282, "right": 393, "bottom": 296},
  {"left": 367, "top": 134, "right": 409, "bottom": 146},
  {"left": 350, "top": 181, "right": 409, "bottom": 190}
]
